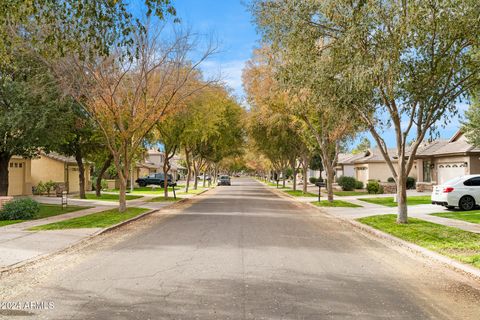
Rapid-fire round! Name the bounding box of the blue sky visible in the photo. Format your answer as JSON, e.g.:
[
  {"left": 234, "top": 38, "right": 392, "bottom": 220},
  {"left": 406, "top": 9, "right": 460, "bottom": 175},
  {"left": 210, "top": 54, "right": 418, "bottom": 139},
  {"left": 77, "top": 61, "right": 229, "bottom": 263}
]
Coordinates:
[
  {"left": 173, "top": 0, "right": 258, "bottom": 103},
  {"left": 170, "top": 0, "right": 467, "bottom": 148}
]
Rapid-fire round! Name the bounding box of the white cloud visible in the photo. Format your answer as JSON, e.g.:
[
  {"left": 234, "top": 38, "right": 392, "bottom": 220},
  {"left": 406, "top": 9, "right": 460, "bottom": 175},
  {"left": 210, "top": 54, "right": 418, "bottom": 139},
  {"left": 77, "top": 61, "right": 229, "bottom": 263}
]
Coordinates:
[{"left": 199, "top": 59, "right": 246, "bottom": 99}]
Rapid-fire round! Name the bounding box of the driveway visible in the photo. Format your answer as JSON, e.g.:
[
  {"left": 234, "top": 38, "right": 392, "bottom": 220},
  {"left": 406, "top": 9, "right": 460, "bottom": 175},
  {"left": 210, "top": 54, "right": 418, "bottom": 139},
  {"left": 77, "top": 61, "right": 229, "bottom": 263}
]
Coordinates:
[{"left": 1, "top": 178, "right": 479, "bottom": 319}]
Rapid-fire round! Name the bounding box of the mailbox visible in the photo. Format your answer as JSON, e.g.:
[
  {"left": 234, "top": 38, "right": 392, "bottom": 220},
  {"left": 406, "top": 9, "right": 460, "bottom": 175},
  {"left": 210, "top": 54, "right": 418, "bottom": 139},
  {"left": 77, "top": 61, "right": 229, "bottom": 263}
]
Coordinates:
[{"left": 315, "top": 181, "right": 326, "bottom": 187}]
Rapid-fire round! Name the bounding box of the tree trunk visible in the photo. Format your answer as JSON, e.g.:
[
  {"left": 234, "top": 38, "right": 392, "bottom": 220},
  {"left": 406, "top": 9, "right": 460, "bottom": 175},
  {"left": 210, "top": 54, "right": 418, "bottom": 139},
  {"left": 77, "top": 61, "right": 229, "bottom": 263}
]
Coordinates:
[
  {"left": 282, "top": 169, "right": 286, "bottom": 188},
  {"left": 118, "top": 173, "right": 127, "bottom": 213},
  {"left": 0, "top": 153, "right": 11, "bottom": 196},
  {"left": 185, "top": 148, "right": 191, "bottom": 193},
  {"left": 202, "top": 163, "right": 208, "bottom": 188},
  {"left": 74, "top": 150, "right": 86, "bottom": 199},
  {"left": 326, "top": 164, "right": 335, "bottom": 202},
  {"left": 117, "top": 162, "right": 129, "bottom": 213},
  {"left": 302, "top": 160, "right": 308, "bottom": 194},
  {"left": 96, "top": 155, "right": 113, "bottom": 197},
  {"left": 193, "top": 160, "right": 199, "bottom": 190},
  {"left": 163, "top": 158, "right": 170, "bottom": 198},
  {"left": 292, "top": 166, "right": 297, "bottom": 191},
  {"left": 396, "top": 164, "right": 408, "bottom": 224}
]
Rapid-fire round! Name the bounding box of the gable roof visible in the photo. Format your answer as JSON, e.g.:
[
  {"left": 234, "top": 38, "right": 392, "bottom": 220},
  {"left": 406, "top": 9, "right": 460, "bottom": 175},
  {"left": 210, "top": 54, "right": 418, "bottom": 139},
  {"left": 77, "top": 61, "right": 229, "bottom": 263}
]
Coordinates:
[
  {"left": 416, "top": 132, "right": 480, "bottom": 157},
  {"left": 41, "top": 152, "right": 78, "bottom": 165},
  {"left": 337, "top": 153, "right": 365, "bottom": 165}
]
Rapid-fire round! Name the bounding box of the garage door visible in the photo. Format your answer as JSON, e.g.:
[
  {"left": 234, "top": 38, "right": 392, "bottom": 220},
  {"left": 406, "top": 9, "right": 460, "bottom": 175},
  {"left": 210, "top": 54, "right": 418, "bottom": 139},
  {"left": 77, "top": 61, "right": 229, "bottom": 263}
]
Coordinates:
[
  {"left": 68, "top": 167, "right": 80, "bottom": 193},
  {"left": 437, "top": 163, "right": 467, "bottom": 185},
  {"left": 8, "top": 161, "right": 25, "bottom": 196},
  {"left": 356, "top": 167, "right": 368, "bottom": 185}
]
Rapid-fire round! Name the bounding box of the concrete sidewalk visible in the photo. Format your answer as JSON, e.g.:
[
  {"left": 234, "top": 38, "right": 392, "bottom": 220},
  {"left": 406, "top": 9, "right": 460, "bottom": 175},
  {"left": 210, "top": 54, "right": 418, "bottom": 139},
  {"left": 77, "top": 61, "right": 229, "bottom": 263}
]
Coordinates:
[
  {"left": 1, "top": 189, "right": 211, "bottom": 270},
  {"left": 263, "top": 182, "right": 480, "bottom": 234}
]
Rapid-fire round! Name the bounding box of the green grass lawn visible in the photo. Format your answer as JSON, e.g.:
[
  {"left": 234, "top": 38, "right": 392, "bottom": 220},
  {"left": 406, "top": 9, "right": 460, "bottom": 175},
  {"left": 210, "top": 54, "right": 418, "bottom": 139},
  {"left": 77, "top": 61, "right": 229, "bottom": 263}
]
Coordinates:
[
  {"left": 311, "top": 200, "right": 362, "bottom": 208},
  {"left": 0, "top": 204, "right": 88, "bottom": 227},
  {"left": 358, "top": 195, "right": 431, "bottom": 207},
  {"left": 358, "top": 214, "right": 480, "bottom": 268},
  {"left": 333, "top": 191, "right": 368, "bottom": 197},
  {"left": 107, "top": 185, "right": 185, "bottom": 195},
  {"left": 266, "top": 181, "right": 289, "bottom": 189},
  {"left": 284, "top": 190, "right": 317, "bottom": 197},
  {"left": 0, "top": 220, "right": 25, "bottom": 227},
  {"left": 432, "top": 210, "right": 480, "bottom": 224},
  {"left": 29, "top": 207, "right": 149, "bottom": 230},
  {"left": 149, "top": 196, "right": 182, "bottom": 202},
  {"left": 81, "top": 193, "right": 143, "bottom": 201},
  {"left": 177, "top": 187, "right": 209, "bottom": 195}
]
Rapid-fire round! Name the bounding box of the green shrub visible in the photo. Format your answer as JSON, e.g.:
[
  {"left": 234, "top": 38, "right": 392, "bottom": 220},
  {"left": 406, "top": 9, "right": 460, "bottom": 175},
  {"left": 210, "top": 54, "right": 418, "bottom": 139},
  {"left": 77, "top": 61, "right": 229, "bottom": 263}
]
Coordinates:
[
  {"left": 387, "top": 177, "right": 395, "bottom": 183},
  {"left": 406, "top": 177, "right": 416, "bottom": 189},
  {"left": 309, "top": 177, "right": 318, "bottom": 184},
  {"left": 34, "top": 181, "right": 46, "bottom": 195},
  {"left": 366, "top": 180, "right": 384, "bottom": 194},
  {"left": 354, "top": 180, "right": 364, "bottom": 189},
  {"left": 0, "top": 198, "right": 40, "bottom": 220},
  {"left": 285, "top": 168, "right": 293, "bottom": 179},
  {"left": 44, "top": 180, "right": 57, "bottom": 196},
  {"left": 337, "top": 176, "right": 356, "bottom": 191}
]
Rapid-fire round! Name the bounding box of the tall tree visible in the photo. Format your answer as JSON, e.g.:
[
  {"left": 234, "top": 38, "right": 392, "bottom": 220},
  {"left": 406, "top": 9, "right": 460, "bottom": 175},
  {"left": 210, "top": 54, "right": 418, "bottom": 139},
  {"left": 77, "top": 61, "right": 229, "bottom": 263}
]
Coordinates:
[
  {"left": 0, "top": 52, "right": 69, "bottom": 195},
  {"left": 54, "top": 24, "right": 214, "bottom": 212},
  {"left": 0, "top": 1, "right": 176, "bottom": 65},
  {"left": 252, "top": 0, "right": 480, "bottom": 222},
  {"left": 180, "top": 85, "right": 244, "bottom": 190},
  {"left": 243, "top": 46, "right": 358, "bottom": 200},
  {"left": 155, "top": 105, "right": 189, "bottom": 198},
  {"left": 55, "top": 103, "right": 101, "bottom": 199}
]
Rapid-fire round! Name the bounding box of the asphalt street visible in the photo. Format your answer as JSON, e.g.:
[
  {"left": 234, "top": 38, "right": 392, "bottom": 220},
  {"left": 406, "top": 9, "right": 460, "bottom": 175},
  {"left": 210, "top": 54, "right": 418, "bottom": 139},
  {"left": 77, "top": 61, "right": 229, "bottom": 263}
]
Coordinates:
[{"left": 1, "top": 178, "right": 480, "bottom": 319}]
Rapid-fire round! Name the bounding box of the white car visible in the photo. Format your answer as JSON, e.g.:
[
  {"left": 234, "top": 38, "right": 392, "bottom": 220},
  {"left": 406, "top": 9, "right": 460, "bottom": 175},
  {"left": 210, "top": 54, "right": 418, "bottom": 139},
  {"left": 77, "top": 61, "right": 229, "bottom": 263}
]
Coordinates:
[{"left": 431, "top": 175, "right": 480, "bottom": 210}]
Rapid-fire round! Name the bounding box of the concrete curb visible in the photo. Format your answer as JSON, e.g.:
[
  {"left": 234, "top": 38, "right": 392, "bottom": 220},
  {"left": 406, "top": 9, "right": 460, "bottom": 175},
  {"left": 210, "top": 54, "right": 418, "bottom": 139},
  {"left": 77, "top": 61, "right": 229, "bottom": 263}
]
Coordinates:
[
  {"left": 0, "top": 187, "right": 214, "bottom": 275},
  {"left": 262, "top": 182, "right": 480, "bottom": 282}
]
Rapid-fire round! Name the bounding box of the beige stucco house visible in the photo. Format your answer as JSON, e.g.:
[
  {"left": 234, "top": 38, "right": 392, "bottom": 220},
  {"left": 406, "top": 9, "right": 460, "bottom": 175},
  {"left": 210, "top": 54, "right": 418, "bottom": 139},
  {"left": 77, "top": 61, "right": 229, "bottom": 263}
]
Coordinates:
[
  {"left": 336, "top": 148, "right": 418, "bottom": 185},
  {"left": 415, "top": 131, "right": 480, "bottom": 187},
  {"left": 7, "top": 156, "right": 33, "bottom": 196},
  {"left": 31, "top": 152, "right": 91, "bottom": 194},
  {"left": 337, "top": 130, "right": 480, "bottom": 190},
  {"left": 352, "top": 148, "right": 418, "bottom": 185},
  {"left": 335, "top": 153, "right": 364, "bottom": 181}
]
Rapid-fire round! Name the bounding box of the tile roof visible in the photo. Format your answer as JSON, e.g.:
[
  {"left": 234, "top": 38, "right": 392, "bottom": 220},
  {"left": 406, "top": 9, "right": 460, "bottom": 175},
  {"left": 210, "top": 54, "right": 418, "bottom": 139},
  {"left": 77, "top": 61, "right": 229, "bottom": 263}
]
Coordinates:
[
  {"left": 337, "top": 153, "right": 365, "bottom": 164},
  {"left": 415, "top": 133, "right": 480, "bottom": 156},
  {"left": 42, "top": 152, "right": 78, "bottom": 165}
]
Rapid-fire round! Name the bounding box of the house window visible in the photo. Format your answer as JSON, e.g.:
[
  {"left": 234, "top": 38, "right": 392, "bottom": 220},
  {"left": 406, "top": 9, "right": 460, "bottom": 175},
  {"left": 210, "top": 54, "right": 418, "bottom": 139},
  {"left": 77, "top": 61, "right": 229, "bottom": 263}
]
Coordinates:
[
  {"left": 19, "top": 163, "right": 22, "bottom": 168},
  {"left": 423, "top": 161, "right": 432, "bottom": 182},
  {"left": 9, "top": 163, "right": 13, "bottom": 168}
]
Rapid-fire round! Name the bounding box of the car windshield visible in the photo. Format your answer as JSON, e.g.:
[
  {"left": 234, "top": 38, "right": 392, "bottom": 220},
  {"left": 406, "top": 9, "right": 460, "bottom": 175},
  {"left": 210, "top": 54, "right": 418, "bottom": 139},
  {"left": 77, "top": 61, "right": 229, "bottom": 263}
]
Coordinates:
[
  {"left": 220, "top": 176, "right": 229, "bottom": 179},
  {"left": 443, "top": 176, "right": 464, "bottom": 186}
]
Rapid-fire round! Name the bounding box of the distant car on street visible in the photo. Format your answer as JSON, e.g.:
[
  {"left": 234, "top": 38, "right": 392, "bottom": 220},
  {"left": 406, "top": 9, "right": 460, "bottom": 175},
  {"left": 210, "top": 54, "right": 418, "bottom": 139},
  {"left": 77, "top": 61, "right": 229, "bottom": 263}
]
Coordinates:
[
  {"left": 218, "top": 175, "right": 231, "bottom": 186},
  {"left": 197, "top": 174, "right": 211, "bottom": 181},
  {"left": 136, "top": 173, "right": 176, "bottom": 188},
  {"left": 431, "top": 175, "right": 480, "bottom": 210}
]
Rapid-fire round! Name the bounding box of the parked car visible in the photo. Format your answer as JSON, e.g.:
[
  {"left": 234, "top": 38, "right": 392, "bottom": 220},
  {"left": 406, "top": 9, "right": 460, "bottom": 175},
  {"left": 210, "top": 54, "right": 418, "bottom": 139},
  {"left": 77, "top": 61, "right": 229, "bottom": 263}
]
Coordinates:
[
  {"left": 431, "top": 175, "right": 480, "bottom": 210},
  {"left": 197, "top": 174, "right": 211, "bottom": 181},
  {"left": 218, "top": 175, "right": 231, "bottom": 186},
  {"left": 136, "top": 173, "right": 176, "bottom": 188}
]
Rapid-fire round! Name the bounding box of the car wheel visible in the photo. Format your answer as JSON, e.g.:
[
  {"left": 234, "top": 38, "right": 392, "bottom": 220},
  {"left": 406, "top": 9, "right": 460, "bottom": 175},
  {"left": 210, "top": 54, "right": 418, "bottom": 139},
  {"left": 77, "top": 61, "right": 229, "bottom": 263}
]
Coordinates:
[{"left": 459, "top": 196, "right": 475, "bottom": 211}]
